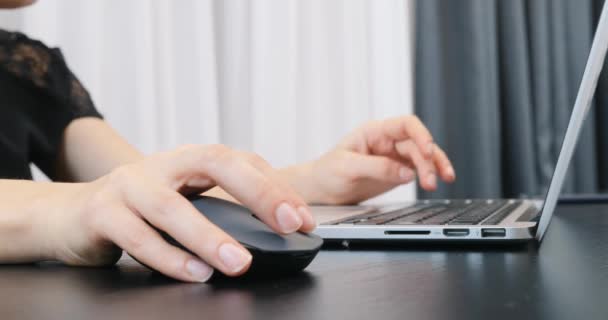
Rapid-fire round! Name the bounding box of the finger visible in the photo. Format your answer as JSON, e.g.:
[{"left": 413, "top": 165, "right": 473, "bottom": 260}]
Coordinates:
[
  {"left": 378, "top": 116, "right": 435, "bottom": 158},
  {"left": 433, "top": 145, "right": 456, "bottom": 183},
  {"left": 348, "top": 153, "right": 416, "bottom": 184},
  {"left": 395, "top": 140, "right": 438, "bottom": 191},
  {"left": 121, "top": 176, "right": 253, "bottom": 276},
  {"left": 100, "top": 205, "right": 215, "bottom": 282},
  {"left": 235, "top": 151, "right": 316, "bottom": 233},
  {"left": 161, "top": 145, "right": 307, "bottom": 235}
]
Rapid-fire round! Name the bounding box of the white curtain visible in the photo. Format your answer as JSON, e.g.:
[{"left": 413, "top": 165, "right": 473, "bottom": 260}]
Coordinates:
[{"left": 0, "top": 0, "right": 416, "bottom": 202}]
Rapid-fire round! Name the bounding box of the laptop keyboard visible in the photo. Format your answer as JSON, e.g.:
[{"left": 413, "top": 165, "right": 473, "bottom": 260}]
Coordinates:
[{"left": 333, "top": 200, "right": 522, "bottom": 226}]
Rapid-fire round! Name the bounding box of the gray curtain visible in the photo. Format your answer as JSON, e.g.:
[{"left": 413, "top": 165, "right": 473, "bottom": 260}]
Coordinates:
[{"left": 415, "top": 0, "right": 608, "bottom": 199}]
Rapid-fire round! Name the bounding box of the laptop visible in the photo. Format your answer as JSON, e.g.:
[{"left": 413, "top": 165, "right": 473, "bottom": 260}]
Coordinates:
[{"left": 311, "top": 1, "right": 608, "bottom": 245}]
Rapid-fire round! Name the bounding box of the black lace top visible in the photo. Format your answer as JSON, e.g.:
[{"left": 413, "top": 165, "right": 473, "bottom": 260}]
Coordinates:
[{"left": 0, "top": 30, "right": 102, "bottom": 180}]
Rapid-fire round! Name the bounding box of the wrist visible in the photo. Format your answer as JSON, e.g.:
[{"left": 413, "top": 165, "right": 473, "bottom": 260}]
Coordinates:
[
  {"left": 279, "top": 162, "right": 327, "bottom": 205},
  {"left": 37, "top": 180, "right": 122, "bottom": 266},
  {"left": 29, "top": 182, "right": 87, "bottom": 262},
  {"left": 0, "top": 181, "right": 82, "bottom": 263},
  {"left": 0, "top": 201, "right": 48, "bottom": 262}
]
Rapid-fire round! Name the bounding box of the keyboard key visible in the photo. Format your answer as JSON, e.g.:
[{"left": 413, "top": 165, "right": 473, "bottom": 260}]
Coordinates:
[
  {"left": 354, "top": 205, "right": 435, "bottom": 225},
  {"left": 335, "top": 204, "right": 431, "bottom": 225},
  {"left": 419, "top": 204, "right": 476, "bottom": 225},
  {"left": 448, "top": 200, "right": 506, "bottom": 225},
  {"left": 387, "top": 206, "right": 449, "bottom": 225},
  {"left": 335, "top": 199, "right": 521, "bottom": 226},
  {"left": 482, "top": 201, "right": 522, "bottom": 225},
  {"left": 336, "top": 209, "right": 401, "bottom": 224}
]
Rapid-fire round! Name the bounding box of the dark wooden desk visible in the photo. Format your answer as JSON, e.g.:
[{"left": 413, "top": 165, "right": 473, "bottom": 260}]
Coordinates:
[{"left": 2, "top": 203, "right": 608, "bottom": 320}]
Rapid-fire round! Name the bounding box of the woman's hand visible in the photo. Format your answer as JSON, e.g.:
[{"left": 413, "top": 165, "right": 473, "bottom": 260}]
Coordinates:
[
  {"left": 282, "top": 116, "right": 455, "bottom": 205},
  {"left": 43, "top": 144, "right": 315, "bottom": 282}
]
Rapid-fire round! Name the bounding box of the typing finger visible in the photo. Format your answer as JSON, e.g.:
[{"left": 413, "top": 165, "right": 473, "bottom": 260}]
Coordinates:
[
  {"left": 433, "top": 145, "right": 456, "bottom": 183},
  {"left": 395, "top": 140, "right": 437, "bottom": 191},
  {"left": 379, "top": 115, "right": 435, "bottom": 158}
]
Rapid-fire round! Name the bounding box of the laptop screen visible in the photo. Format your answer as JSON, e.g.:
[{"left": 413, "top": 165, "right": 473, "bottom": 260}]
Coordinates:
[{"left": 536, "top": 1, "right": 608, "bottom": 240}]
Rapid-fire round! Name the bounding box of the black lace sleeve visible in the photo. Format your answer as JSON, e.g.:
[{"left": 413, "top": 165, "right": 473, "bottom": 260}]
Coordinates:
[{"left": 0, "top": 30, "right": 102, "bottom": 179}]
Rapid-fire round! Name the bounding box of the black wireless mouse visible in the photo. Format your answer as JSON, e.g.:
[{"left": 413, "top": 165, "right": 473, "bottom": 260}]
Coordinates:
[{"left": 160, "top": 195, "right": 323, "bottom": 278}]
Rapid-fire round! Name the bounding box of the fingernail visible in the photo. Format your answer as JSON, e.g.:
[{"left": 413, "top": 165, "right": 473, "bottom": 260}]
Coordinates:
[
  {"left": 297, "top": 206, "right": 317, "bottom": 231},
  {"left": 426, "top": 142, "right": 435, "bottom": 157},
  {"left": 276, "top": 203, "right": 303, "bottom": 233},
  {"left": 186, "top": 258, "right": 214, "bottom": 282},
  {"left": 446, "top": 166, "right": 455, "bottom": 179},
  {"left": 399, "top": 167, "right": 415, "bottom": 181},
  {"left": 218, "top": 243, "right": 252, "bottom": 273},
  {"left": 427, "top": 173, "right": 437, "bottom": 187}
]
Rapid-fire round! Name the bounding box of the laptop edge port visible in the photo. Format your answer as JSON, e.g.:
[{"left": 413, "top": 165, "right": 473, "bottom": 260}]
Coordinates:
[
  {"left": 443, "top": 229, "right": 470, "bottom": 237},
  {"left": 481, "top": 228, "right": 506, "bottom": 237}
]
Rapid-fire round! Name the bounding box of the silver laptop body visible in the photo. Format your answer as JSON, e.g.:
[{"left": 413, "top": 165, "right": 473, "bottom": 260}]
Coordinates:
[{"left": 312, "top": 1, "right": 608, "bottom": 244}]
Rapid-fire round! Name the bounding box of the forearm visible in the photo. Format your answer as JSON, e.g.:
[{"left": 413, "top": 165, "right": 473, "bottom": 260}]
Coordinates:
[
  {"left": 0, "top": 180, "right": 81, "bottom": 263},
  {"left": 56, "top": 118, "right": 246, "bottom": 204},
  {"left": 56, "top": 118, "right": 144, "bottom": 182}
]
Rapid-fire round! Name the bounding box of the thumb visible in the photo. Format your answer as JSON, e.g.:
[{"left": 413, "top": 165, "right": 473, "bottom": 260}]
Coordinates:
[{"left": 348, "top": 153, "right": 416, "bottom": 184}]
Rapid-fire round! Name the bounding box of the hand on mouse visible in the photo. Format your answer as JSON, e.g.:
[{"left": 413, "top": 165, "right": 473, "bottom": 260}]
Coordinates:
[
  {"left": 281, "top": 115, "right": 456, "bottom": 204},
  {"left": 44, "top": 144, "right": 315, "bottom": 282}
]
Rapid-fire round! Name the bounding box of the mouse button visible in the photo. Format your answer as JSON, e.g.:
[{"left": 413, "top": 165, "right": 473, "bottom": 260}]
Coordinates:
[
  {"left": 238, "top": 230, "right": 323, "bottom": 253},
  {"left": 190, "top": 200, "right": 263, "bottom": 226},
  {"left": 236, "top": 230, "right": 291, "bottom": 251},
  {"left": 283, "top": 232, "right": 324, "bottom": 251},
  {"left": 190, "top": 200, "right": 242, "bottom": 221},
  {"left": 207, "top": 212, "right": 276, "bottom": 237},
  {"left": 191, "top": 200, "right": 273, "bottom": 227}
]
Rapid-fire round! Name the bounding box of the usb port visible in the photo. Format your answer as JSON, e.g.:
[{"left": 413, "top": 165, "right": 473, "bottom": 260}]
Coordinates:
[
  {"left": 443, "top": 229, "right": 470, "bottom": 237},
  {"left": 481, "top": 228, "right": 506, "bottom": 237}
]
